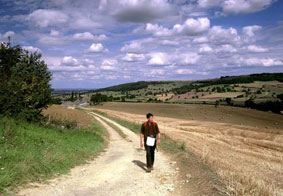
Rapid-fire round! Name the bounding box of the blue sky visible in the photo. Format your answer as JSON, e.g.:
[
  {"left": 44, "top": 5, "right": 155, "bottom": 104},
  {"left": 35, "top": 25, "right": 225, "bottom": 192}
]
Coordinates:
[{"left": 0, "top": 0, "right": 282, "bottom": 89}]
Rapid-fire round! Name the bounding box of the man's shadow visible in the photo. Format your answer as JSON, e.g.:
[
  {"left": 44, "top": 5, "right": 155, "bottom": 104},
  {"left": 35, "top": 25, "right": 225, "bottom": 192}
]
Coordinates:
[{"left": 132, "top": 160, "right": 147, "bottom": 171}]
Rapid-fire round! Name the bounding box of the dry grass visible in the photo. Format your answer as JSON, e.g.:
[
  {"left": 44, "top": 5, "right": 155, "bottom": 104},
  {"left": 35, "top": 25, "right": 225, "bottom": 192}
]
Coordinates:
[
  {"left": 85, "top": 103, "right": 283, "bottom": 196},
  {"left": 41, "top": 104, "right": 93, "bottom": 129},
  {"left": 202, "top": 92, "right": 244, "bottom": 98},
  {"left": 156, "top": 93, "right": 174, "bottom": 101}
]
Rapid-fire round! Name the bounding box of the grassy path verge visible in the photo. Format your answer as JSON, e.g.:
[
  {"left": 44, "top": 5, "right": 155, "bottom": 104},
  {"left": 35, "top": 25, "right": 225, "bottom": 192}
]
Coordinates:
[
  {"left": 0, "top": 116, "right": 107, "bottom": 195},
  {"left": 102, "top": 119, "right": 127, "bottom": 139}
]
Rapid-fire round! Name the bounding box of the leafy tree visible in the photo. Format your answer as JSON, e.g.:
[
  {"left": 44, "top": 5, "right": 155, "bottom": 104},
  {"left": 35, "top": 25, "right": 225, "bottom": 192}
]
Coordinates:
[
  {"left": 90, "top": 93, "right": 109, "bottom": 104},
  {"left": 69, "top": 91, "right": 78, "bottom": 102},
  {"left": 78, "top": 92, "right": 83, "bottom": 100},
  {"left": 0, "top": 40, "right": 53, "bottom": 122},
  {"left": 244, "top": 98, "right": 255, "bottom": 108},
  {"left": 244, "top": 98, "right": 283, "bottom": 114},
  {"left": 50, "top": 97, "right": 62, "bottom": 105}
]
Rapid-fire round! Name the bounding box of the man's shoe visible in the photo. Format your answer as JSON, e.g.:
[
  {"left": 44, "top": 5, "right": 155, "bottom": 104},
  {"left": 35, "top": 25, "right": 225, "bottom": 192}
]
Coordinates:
[{"left": 146, "top": 167, "right": 151, "bottom": 173}]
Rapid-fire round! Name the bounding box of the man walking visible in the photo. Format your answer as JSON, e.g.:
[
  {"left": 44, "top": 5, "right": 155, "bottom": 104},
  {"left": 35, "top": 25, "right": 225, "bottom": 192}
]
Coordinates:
[{"left": 140, "top": 113, "right": 160, "bottom": 173}]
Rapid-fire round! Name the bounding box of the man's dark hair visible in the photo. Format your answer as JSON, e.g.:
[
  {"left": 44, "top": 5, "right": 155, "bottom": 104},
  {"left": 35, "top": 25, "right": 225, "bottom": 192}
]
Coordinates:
[{"left": 146, "top": 113, "right": 153, "bottom": 118}]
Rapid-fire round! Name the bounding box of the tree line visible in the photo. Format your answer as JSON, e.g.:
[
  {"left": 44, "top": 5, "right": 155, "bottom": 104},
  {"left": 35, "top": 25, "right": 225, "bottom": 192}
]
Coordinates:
[{"left": 91, "top": 81, "right": 172, "bottom": 92}]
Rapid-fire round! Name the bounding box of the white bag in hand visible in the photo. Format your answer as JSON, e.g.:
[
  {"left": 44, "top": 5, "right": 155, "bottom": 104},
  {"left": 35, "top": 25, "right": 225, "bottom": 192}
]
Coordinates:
[{"left": 146, "top": 136, "right": 155, "bottom": 146}]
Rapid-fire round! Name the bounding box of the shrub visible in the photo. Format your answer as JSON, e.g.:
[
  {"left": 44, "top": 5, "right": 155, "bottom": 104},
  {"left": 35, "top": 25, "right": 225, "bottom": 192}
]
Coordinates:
[{"left": 0, "top": 41, "right": 53, "bottom": 122}]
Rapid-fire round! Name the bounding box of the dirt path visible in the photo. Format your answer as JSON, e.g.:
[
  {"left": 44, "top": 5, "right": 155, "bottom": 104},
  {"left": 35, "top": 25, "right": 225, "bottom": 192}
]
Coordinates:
[{"left": 18, "top": 112, "right": 178, "bottom": 196}]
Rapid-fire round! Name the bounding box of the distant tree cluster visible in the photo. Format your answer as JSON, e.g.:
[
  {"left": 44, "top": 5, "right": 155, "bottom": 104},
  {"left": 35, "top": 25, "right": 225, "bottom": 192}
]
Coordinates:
[
  {"left": 244, "top": 99, "right": 283, "bottom": 114},
  {"left": 172, "top": 83, "right": 199, "bottom": 94},
  {"left": 0, "top": 40, "right": 53, "bottom": 122},
  {"left": 64, "top": 91, "right": 82, "bottom": 102},
  {"left": 90, "top": 93, "right": 137, "bottom": 104},
  {"left": 211, "top": 86, "right": 234, "bottom": 93},
  {"left": 147, "top": 98, "right": 162, "bottom": 103},
  {"left": 49, "top": 97, "right": 62, "bottom": 105},
  {"left": 90, "top": 93, "right": 111, "bottom": 104}
]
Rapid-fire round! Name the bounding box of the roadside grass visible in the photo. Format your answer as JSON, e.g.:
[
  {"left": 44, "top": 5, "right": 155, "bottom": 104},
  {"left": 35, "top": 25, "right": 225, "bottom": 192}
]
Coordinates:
[
  {"left": 91, "top": 110, "right": 187, "bottom": 154},
  {"left": 103, "top": 120, "right": 127, "bottom": 139},
  {"left": 92, "top": 110, "right": 141, "bottom": 134},
  {"left": 82, "top": 109, "right": 127, "bottom": 139},
  {"left": 0, "top": 115, "right": 106, "bottom": 195}
]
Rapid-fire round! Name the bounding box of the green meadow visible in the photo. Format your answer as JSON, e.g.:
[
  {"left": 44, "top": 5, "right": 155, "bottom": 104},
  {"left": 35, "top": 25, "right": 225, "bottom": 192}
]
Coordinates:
[{"left": 0, "top": 116, "right": 106, "bottom": 194}]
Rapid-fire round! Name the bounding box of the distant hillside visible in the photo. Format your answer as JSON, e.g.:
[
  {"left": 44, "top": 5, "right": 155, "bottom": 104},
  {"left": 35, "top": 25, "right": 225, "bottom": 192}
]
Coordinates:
[
  {"left": 89, "top": 81, "right": 176, "bottom": 92},
  {"left": 56, "top": 72, "right": 283, "bottom": 114},
  {"left": 172, "top": 72, "right": 283, "bottom": 94},
  {"left": 92, "top": 72, "right": 283, "bottom": 93}
]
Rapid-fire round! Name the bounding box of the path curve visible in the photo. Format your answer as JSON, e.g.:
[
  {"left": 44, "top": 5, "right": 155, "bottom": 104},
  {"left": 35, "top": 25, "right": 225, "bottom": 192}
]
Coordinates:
[{"left": 18, "top": 112, "right": 178, "bottom": 196}]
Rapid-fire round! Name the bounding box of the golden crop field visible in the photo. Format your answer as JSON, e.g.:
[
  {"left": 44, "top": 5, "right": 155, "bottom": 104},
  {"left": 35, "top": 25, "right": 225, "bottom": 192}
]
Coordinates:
[{"left": 88, "top": 102, "right": 283, "bottom": 195}]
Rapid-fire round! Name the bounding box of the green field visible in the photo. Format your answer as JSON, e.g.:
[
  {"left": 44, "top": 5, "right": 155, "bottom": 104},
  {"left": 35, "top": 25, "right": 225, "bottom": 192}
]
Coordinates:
[{"left": 0, "top": 116, "right": 106, "bottom": 195}]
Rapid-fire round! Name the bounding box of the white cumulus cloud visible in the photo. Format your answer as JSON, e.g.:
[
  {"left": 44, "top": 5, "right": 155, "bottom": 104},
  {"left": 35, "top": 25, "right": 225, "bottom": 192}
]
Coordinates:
[
  {"left": 50, "top": 29, "right": 60, "bottom": 36},
  {"left": 160, "top": 40, "right": 179, "bottom": 46},
  {"left": 199, "top": 44, "right": 213, "bottom": 53},
  {"left": 222, "top": 0, "right": 273, "bottom": 14},
  {"left": 208, "top": 26, "right": 241, "bottom": 45},
  {"left": 178, "top": 53, "right": 201, "bottom": 65},
  {"left": 244, "top": 57, "right": 283, "bottom": 66},
  {"left": 23, "top": 46, "right": 42, "bottom": 53},
  {"left": 148, "top": 52, "right": 169, "bottom": 66},
  {"left": 100, "top": 59, "right": 118, "bottom": 71},
  {"left": 61, "top": 56, "right": 79, "bottom": 66},
  {"left": 173, "top": 17, "right": 210, "bottom": 36},
  {"left": 121, "top": 53, "right": 145, "bottom": 62},
  {"left": 145, "top": 17, "right": 210, "bottom": 37},
  {"left": 27, "top": 9, "right": 68, "bottom": 27},
  {"left": 216, "top": 44, "right": 237, "bottom": 53},
  {"left": 73, "top": 32, "right": 108, "bottom": 41},
  {"left": 247, "top": 45, "right": 268, "bottom": 52},
  {"left": 88, "top": 43, "right": 108, "bottom": 53},
  {"left": 242, "top": 25, "right": 262, "bottom": 37},
  {"left": 145, "top": 23, "right": 172, "bottom": 36},
  {"left": 121, "top": 41, "right": 142, "bottom": 52},
  {"left": 176, "top": 69, "right": 194, "bottom": 74},
  {"left": 0, "top": 31, "right": 15, "bottom": 41},
  {"left": 198, "top": 0, "right": 274, "bottom": 14}
]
